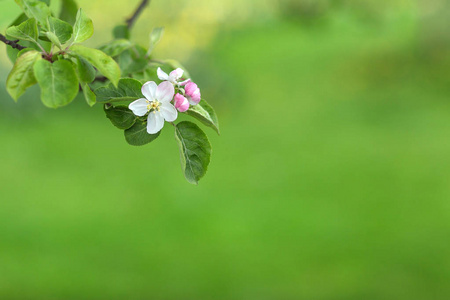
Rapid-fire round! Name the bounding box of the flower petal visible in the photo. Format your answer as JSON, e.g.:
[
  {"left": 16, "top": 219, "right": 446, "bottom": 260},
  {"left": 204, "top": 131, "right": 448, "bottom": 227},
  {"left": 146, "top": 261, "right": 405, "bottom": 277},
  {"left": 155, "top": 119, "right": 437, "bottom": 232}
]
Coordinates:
[
  {"left": 156, "top": 81, "right": 175, "bottom": 103},
  {"left": 147, "top": 111, "right": 165, "bottom": 134},
  {"left": 142, "top": 81, "right": 157, "bottom": 101},
  {"left": 185, "top": 82, "right": 198, "bottom": 96},
  {"left": 161, "top": 102, "right": 178, "bottom": 122},
  {"left": 174, "top": 94, "right": 189, "bottom": 112},
  {"left": 128, "top": 98, "right": 149, "bottom": 116},
  {"left": 157, "top": 68, "right": 169, "bottom": 81},
  {"left": 169, "top": 68, "right": 184, "bottom": 81},
  {"left": 179, "top": 79, "right": 191, "bottom": 86}
]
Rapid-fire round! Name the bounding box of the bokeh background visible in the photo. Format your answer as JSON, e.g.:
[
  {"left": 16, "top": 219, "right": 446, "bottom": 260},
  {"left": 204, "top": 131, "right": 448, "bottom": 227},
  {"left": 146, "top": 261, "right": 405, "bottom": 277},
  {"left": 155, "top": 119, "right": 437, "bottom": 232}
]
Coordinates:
[{"left": 1, "top": 0, "right": 450, "bottom": 299}]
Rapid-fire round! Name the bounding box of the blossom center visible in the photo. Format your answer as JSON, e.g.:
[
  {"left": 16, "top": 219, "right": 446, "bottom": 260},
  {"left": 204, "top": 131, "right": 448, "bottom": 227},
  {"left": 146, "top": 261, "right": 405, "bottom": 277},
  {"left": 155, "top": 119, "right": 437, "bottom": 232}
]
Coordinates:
[{"left": 147, "top": 100, "right": 161, "bottom": 113}]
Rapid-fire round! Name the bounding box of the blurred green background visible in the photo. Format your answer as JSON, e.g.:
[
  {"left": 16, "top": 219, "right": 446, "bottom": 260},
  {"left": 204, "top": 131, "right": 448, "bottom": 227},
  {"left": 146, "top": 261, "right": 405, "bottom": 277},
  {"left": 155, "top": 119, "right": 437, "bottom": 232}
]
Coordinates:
[{"left": 1, "top": 0, "right": 450, "bottom": 299}]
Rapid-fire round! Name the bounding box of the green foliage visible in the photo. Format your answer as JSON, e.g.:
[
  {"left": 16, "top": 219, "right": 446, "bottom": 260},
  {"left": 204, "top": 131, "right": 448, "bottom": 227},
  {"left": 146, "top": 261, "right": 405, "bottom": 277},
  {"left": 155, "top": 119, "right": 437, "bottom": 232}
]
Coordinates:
[
  {"left": 33, "top": 59, "right": 79, "bottom": 108},
  {"left": 147, "top": 27, "right": 164, "bottom": 55},
  {"left": 112, "top": 24, "right": 130, "bottom": 40},
  {"left": 175, "top": 121, "right": 212, "bottom": 184},
  {"left": 71, "top": 8, "right": 93, "bottom": 44},
  {"left": 186, "top": 99, "right": 220, "bottom": 134},
  {"left": 95, "top": 78, "right": 142, "bottom": 103},
  {"left": 99, "top": 39, "right": 133, "bottom": 57},
  {"left": 6, "top": 18, "right": 38, "bottom": 44},
  {"left": 59, "top": 0, "right": 78, "bottom": 25},
  {"left": 118, "top": 47, "right": 148, "bottom": 76},
  {"left": 80, "top": 82, "right": 96, "bottom": 107},
  {"left": 47, "top": 16, "right": 73, "bottom": 47},
  {"left": 10, "top": 13, "right": 29, "bottom": 27},
  {"left": 17, "top": 48, "right": 35, "bottom": 57},
  {"left": 124, "top": 121, "right": 160, "bottom": 146},
  {"left": 2, "top": 0, "right": 219, "bottom": 183},
  {"left": 104, "top": 105, "right": 137, "bottom": 130},
  {"left": 6, "top": 50, "right": 41, "bottom": 101},
  {"left": 70, "top": 45, "right": 121, "bottom": 86},
  {"left": 14, "top": 0, "right": 51, "bottom": 29},
  {"left": 75, "top": 56, "right": 95, "bottom": 83}
]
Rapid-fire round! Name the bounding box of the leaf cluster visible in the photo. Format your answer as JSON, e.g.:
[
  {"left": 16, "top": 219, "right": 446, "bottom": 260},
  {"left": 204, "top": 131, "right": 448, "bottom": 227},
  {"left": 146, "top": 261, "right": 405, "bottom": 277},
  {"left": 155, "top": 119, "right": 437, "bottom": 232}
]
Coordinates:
[{"left": 3, "top": 0, "right": 220, "bottom": 184}]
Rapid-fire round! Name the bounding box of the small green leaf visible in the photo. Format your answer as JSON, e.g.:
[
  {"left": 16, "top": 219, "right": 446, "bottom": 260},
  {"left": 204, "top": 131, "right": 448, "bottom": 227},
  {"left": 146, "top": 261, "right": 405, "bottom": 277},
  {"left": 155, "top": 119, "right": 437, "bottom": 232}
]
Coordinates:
[
  {"left": 80, "top": 82, "right": 96, "bottom": 107},
  {"left": 59, "top": 0, "right": 78, "bottom": 25},
  {"left": 104, "top": 105, "right": 136, "bottom": 129},
  {"left": 14, "top": 0, "right": 51, "bottom": 29},
  {"left": 33, "top": 59, "right": 79, "bottom": 108},
  {"left": 99, "top": 39, "right": 133, "bottom": 57},
  {"left": 71, "top": 8, "right": 93, "bottom": 43},
  {"left": 147, "top": 27, "right": 164, "bottom": 55},
  {"left": 186, "top": 99, "right": 220, "bottom": 134},
  {"left": 113, "top": 24, "right": 130, "bottom": 39},
  {"left": 124, "top": 121, "right": 160, "bottom": 146},
  {"left": 6, "top": 50, "right": 41, "bottom": 101},
  {"left": 6, "top": 18, "right": 38, "bottom": 43},
  {"left": 75, "top": 56, "right": 95, "bottom": 83},
  {"left": 70, "top": 45, "right": 120, "bottom": 86},
  {"left": 45, "top": 32, "right": 60, "bottom": 47},
  {"left": 175, "top": 121, "right": 212, "bottom": 184},
  {"left": 47, "top": 16, "right": 73, "bottom": 47},
  {"left": 94, "top": 78, "right": 142, "bottom": 103}
]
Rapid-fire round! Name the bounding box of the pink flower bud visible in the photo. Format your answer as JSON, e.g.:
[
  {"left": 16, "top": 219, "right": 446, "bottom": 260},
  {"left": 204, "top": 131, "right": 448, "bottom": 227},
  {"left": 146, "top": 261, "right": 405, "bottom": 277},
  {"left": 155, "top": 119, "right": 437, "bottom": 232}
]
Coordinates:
[
  {"left": 185, "top": 82, "right": 201, "bottom": 105},
  {"left": 174, "top": 93, "right": 189, "bottom": 112}
]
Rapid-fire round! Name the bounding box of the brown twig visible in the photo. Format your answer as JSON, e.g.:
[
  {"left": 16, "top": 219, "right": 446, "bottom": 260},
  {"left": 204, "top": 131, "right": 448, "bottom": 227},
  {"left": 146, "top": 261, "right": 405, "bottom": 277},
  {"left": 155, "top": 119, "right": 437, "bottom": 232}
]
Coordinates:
[
  {"left": 0, "top": 34, "right": 26, "bottom": 51},
  {"left": 126, "top": 0, "right": 150, "bottom": 29}
]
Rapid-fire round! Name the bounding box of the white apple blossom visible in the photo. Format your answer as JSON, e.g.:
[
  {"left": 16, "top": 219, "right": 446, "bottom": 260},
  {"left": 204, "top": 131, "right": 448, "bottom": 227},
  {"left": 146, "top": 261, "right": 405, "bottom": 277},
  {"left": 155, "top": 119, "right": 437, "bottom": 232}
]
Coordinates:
[
  {"left": 157, "top": 67, "right": 190, "bottom": 86},
  {"left": 128, "top": 81, "right": 178, "bottom": 134}
]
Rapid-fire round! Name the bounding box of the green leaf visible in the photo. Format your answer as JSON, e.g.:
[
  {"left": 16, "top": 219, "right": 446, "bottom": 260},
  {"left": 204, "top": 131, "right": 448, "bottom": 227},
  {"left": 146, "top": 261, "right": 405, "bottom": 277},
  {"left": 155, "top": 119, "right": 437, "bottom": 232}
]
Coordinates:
[
  {"left": 104, "top": 105, "right": 136, "bottom": 129},
  {"left": 17, "top": 48, "right": 36, "bottom": 57},
  {"left": 47, "top": 16, "right": 73, "bottom": 47},
  {"left": 6, "top": 50, "right": 41, "bottom": 101},
  {"left": 147, "top": 27, "right": 164, "bottom": 55},
  {"left": 33, "top": 59, "right": 79, "bottom": 108},
  {"left": 59, "top": 0, "right": 78, "bottom": 25},
  {"left": 124, "top": 121, "right": 160, "bottom": 146},
  {"left": 186, "top": 99, "right": 220, "bottom": 134},
  {"left": 71, "top": 8, "right": 93, "bottom": 44},
  {"left": 118, "top": 49, "right": 148, "bottom": 76},
  {"left": 14, "top": 0, "right": 51, "bottom": 29},
  {"left": 9, "top": 13, "right": 28, "bottom": 27},
  {"left": 75, "top": 56, "right": 95, "bottom": 83},
  {"left": 70, "top": 44, "right": 120, "bottom": 86},
  {"left": 6, "top": 18, "right": 38, "bottom": 43},
  {"left": 113, "top": 24, "right": 130, "bottom": 40},
  {"left": 38, "top": 33, "right": 51, "bottom": 42},
  {"left": 175, "top": 121, "right": 212, "bottom": 184},
  {"left": 99, "top": 39, "right": 133, "bottom": 57},
  {"left": 80, "top": 82, "right": 96, "bottom": 106},
  {"left": 94, "top": 78, "right": 142, "bottom": 103}
]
